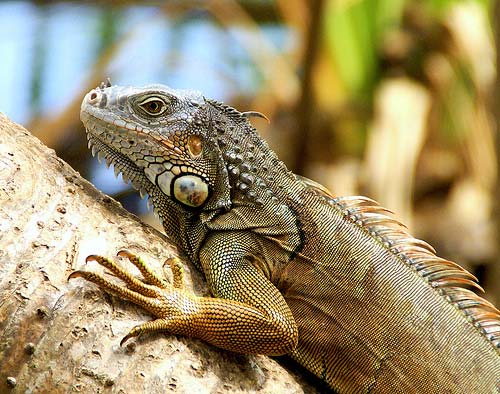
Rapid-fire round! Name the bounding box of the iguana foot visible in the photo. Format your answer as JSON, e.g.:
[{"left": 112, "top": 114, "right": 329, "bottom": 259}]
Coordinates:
[
  {"left": 68, "top": 251, "right": 187, "bottom": 345},
  {"left": 69, "top": 248, "right": 298, "bottom": 355}
]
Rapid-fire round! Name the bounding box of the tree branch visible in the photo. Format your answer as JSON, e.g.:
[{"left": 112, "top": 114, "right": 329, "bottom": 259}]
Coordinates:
[{"left": 0, "top": 114, "right": 318, "bottom": 393}]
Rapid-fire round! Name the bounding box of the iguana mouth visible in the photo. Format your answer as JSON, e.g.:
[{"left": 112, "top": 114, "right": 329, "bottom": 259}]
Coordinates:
[
  {"left": 80, "top": 85, "right": 177, "bottom": 202},
  {"left": 82, "top": 87, "right": 210, "bottom": 210},
  {"left": 85, "top": 129, "right": 151, "bottom": 200},
  {"left": 81, "top": 88, "right": 147, "bottom": 195}
]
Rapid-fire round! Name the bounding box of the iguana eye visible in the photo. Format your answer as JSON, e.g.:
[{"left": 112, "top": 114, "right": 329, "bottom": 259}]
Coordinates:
[
  {"left": 173, "top": 175, "right": 209, "bottom": 207},
  {"left": 139, "top": 97, "right": 167, "bottom": 116},
  {"left": 187, "top": 135, "right": 203, "bottom": 158}
]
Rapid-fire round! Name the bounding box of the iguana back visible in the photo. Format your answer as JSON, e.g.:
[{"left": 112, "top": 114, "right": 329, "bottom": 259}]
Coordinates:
[{"left": 278, "top": 186, "right": 500, "bottom": 392}]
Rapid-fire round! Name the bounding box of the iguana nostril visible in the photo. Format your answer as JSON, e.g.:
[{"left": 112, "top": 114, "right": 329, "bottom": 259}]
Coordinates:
[{"left": 86, "top": 90, "right": 107, "bottom": 108}]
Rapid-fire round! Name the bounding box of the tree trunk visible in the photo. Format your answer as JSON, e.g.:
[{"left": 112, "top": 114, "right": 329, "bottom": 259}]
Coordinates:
[{"left": 0, "top": 113, "right": 318, "bottom": 394}]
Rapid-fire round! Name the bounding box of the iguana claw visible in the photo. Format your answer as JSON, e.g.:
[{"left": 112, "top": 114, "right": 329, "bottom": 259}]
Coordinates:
[{"left": 69, "top": 251, "right": 187, "bottom": 345}]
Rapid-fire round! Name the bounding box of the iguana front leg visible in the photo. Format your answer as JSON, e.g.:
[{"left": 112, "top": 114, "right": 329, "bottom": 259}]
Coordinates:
[{"left": 69, "top": 237, "right": 298, "bottom": 355}]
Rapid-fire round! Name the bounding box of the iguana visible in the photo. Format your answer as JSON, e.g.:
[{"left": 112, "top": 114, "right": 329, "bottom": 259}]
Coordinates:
[{"left": 70, "top": 81, "right": 500, "bottom": 393}]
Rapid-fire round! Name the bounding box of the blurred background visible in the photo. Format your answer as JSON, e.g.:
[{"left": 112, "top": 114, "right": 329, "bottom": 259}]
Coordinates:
[{"left": 1, "top": 0, "right": 499, "bottom": 304}]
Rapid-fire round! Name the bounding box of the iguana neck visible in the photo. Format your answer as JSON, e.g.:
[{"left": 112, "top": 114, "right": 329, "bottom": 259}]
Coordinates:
[{"left": 205, "top": 99, "right": 300, "bottom": 214}]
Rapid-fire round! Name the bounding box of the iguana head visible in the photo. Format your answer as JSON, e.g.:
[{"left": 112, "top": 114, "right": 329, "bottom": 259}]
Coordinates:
[
  {"left": 81, "top": 81, "right": 307, "bottom": 260},
  {"left": 81, "top": 81, "right": 233, "bottom": 214}
]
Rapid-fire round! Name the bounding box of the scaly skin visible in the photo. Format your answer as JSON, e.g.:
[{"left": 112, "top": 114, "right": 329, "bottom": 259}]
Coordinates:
[{"left": 72, "top": 82, "right": 500, "bottom": 393}]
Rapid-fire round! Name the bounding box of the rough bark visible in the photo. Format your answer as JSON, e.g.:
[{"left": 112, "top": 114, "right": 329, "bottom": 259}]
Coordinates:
[{"left": 0, "top": 113, "right": 318, "bottom": 394}]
